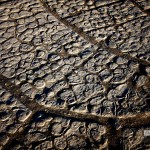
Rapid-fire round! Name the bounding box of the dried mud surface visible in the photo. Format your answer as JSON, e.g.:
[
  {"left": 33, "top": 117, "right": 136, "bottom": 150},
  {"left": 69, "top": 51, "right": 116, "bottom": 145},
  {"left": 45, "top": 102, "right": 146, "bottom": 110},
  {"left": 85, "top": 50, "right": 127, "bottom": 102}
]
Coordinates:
[{"left": 0, "top": 0, "right": 150, "bottom": 149}]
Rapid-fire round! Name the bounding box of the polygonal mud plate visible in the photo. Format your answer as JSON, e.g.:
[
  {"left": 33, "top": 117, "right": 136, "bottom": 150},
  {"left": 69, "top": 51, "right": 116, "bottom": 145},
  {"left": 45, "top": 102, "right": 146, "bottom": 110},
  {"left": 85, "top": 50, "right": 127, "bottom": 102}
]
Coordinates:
[{"left": 0, "top": 0, "right": 150, "bottom": 149}]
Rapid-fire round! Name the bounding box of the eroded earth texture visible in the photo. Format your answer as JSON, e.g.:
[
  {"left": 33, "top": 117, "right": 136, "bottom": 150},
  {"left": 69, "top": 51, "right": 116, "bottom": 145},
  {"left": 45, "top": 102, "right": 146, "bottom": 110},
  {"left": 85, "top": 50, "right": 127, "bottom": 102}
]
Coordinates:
[{"left": 0, "top": 0, "right": 150, "bottom": 149}]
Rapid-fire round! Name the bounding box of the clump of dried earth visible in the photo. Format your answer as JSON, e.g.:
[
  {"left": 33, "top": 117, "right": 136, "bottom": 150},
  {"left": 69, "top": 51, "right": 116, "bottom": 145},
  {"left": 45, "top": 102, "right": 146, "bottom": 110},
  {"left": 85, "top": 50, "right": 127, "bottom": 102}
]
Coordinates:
[{"left": 0, "top": 0, "right": 150, "bottom": 149}]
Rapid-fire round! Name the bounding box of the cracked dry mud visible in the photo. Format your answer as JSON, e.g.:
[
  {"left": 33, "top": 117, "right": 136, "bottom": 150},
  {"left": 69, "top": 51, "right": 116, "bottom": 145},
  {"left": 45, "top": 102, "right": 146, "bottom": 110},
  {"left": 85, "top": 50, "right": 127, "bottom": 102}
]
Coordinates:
[{"left": 0, "top": 0, "right": 150, "bottom": 149}]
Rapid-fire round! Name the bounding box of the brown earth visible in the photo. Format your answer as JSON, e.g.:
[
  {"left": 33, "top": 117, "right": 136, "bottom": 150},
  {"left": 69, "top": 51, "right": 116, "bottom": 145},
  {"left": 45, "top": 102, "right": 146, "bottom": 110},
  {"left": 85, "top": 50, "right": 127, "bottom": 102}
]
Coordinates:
[{"left": 0, "top": 0, "right": 150, "bottom": 149}]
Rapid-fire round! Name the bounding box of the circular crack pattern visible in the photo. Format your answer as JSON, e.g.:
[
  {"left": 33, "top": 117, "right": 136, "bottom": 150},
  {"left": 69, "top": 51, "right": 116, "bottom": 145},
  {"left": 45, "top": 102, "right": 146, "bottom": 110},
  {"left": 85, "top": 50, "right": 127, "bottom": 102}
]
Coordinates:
[{"left": 0, "top": 0, "right": 150, "bottom": 149}]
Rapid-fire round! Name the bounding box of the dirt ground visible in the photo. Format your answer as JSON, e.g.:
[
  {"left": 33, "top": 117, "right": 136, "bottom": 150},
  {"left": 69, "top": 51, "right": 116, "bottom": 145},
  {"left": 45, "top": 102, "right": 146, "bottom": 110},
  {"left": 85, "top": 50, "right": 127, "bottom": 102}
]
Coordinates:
[{"left": 0, "top": 0, "right": 150, "bottom": 149}]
